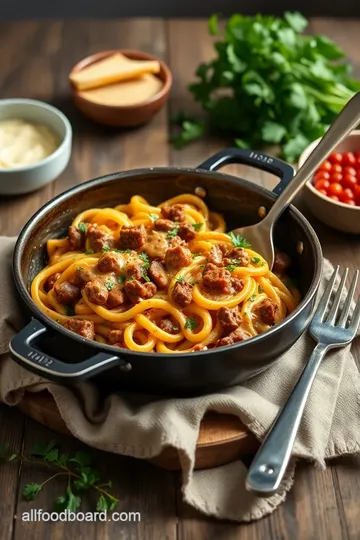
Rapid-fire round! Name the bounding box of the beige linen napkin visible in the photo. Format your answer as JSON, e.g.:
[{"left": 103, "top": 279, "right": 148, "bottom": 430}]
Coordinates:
[{"left": 0, "top": 236, "right": 359, "bottom": 522}]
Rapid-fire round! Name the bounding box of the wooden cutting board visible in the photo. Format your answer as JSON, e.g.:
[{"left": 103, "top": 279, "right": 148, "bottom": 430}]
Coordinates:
[{"left": 17, "top": 392, "right": 259, "bottom": 470}]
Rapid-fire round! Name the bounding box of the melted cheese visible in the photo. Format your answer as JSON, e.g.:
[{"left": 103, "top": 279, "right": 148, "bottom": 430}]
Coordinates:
[
  {"left": 0, "top": 119, "right": 59, "bottom": 169},
  {"left": 79, "top": 74, "right": 163, "bottom": 106},
  {"left": 70, "top": 53, "right": 161, "bottom": 91}
]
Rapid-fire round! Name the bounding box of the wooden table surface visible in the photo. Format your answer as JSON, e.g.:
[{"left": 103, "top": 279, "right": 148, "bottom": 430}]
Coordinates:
[{"left": 1, "top": 17, "right": 360, "bottom": 540}]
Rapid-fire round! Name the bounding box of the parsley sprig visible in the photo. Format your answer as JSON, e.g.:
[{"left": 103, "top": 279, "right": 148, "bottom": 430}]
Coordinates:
[
  {"left": 185, "top": 318, "right": 198, "bottom": 330},
  {"left": 229, "top": 232, "right": 251, "bottom": 248},
  {"left": 0, "top": 442, "right": 119, "bottom": 512}
]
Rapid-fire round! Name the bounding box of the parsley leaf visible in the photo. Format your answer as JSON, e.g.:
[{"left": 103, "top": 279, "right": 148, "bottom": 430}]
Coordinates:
[
  {"left": 139, "top": 252, "right": 150, "bottom": 269},
  {"left": 105, "top": 279, "right": 115, "bottom": 291},
  {"left": 251, "top": 257, "right": 261, "bottom": 264},
  {"left": 226, "top": 264, "right": 236, "bottom": 272},
  {"left": 65, "top": 305, "right": 75, "bottom": 316},
  {"left": 192, "top": 253, "right": 200, "bottom": 259},
  {"left": 167, "top": 226, "right": 180, "bottom": 239},
  {"left": 193, "top": 223, "right": 203, "bottom": 231},
  {"left": 127, "top": 276, "right": 135, "bottom": 282},
  {"left": 143, "top": 274, "right": 151, "bottom": 282},
  {"left": 85, "top": 249, "right": 94, "bottom": 255},
  {"left": 76, "top": 266, "right": 83, "bottom": 272},
  {"left": 78, "top": 222, "right": 87, "bottom": 233},
  {"left": 175, "top": 276, "right": 186, "bottom": 282},
  {"left": 118, "top": 274, "right": 126, "bottom": 284},
  {"left": 185, "top": 318, "right": 198, "bottom": 330},
  {"left": 258, "top": 285, "right": 264, "bottom": 293},
  {"left": 101, "top": 246, "right": 111, "bottom": 252},
  {"left": 23, "top": 483, "right": 42, "bottom": 500},
  {"left": 229, "top": 232, "right": 251, "bottom": 248},
  {"left": 149, "top": 214, "right": 159, "bottom": 221},
  {"left": 249, "top": 294, "right": 257, "bottom": 302}
]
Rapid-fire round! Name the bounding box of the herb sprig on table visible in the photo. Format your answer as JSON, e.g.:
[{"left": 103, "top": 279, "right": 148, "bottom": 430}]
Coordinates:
[
  {"left": 0, "top": 441, "right": 119, "bottom": 511},
  {"left": 171, "top": 11, "right": 360, "bottom": 161}
]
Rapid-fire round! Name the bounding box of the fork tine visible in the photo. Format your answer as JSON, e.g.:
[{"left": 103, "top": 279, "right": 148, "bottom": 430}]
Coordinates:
[
  {"left": 314, "top": 266, "right": 339, "bottom": 322},
  {"left": 326, "top": 267, "right": 348, "bottom": 325},
  {"left": 338, "top": 270, "right": 359, "bottom": 328},
  {"left": 349, "top": 295, "right": 360, "bottom": 336}
]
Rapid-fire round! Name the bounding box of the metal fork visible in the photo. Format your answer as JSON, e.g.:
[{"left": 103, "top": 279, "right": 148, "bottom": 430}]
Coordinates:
[{"left": 246, "top": 266, "right": 360, "bottom": 497}]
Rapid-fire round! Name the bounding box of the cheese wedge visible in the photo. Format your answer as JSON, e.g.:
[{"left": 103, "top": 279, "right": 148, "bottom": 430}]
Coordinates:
[
  {"left": 70, "top": 53, "right": 161, "bottom": 91},
  {"left": 79, "top": 74, "right": 163, "bottom": 106}
]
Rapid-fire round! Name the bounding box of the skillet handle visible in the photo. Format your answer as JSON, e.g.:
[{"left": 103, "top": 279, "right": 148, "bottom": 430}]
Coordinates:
[
  {"left": 9, "top": 319, "right": 131, "bottom": 383},
  {"left": 197, "top": 147, "right": 294, "bottom": 196}
]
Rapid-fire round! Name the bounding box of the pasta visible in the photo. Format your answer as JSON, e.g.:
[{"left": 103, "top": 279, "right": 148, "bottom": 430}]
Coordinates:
[{"left": 31, "top": 194, "right": 300, "bottom": 352}]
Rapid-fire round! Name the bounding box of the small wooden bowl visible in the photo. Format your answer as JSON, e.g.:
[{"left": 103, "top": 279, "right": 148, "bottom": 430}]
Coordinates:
[
  {"left": 299, "top": 130, "right": 360, "bottom": 235},
  {"left": 69, "top": 49, "right": 172, "bottom": 127}
]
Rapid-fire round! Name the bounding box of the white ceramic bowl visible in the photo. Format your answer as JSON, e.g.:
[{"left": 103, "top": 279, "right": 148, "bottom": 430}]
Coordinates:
[
  {"left": 299, "top": 130, "right": 360, "bottom": 235},
  {"left": 0, "top": 99, "right": 72, "bottom": 195}
]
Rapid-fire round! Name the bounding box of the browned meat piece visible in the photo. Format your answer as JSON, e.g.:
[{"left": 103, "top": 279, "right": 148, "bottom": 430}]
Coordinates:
[
  {"left": 44, "top": 272, "right": 61, "bottom": 291},
  {"left": 153, "top": 219, "right": 174, "bottom": 232},
  {"left": 165, "top": 245, "right": 192, "bottom": 271},
  {"left": 105, "top": 287, "right": 126, "bottom": 309},
  {"left": 160, "top": 204, "right": 185, "bottom": 222},
  {"left": 218, "top": 307, "right": 242, "bottom": 334},
  {"left": 119, "top": 225, "right": 146, "bottom": 250},
  {"left": 125, "top": 261, "right": 145, "bottom": 281},
  {"left": 202, "top": 263, "right": 231, "bottom": 294},
  {"left": 84, "top": 279, "right": 109, "bottom": 305},
  {"left": 170, "top": 236, "right": 184, "bottom": 247},
  {"left": 68, "top": 225, "right": 85, "bottom": 251},
  {"left": 159, "top": 317, "right": 180, "bottom": 334},
  {"left": 124, "top": 280, "right": 157, "bottom": 303},
  {"left": 86, "top": 224, "right": 115, "bottom": 252},
  {"left": 231, "top": 277, "right": 245, "bottom": 292},
  {"left": 255, "top": 298, "right": 278, "bottom": 326},
  {"left": 216, "top": 327, "right": 251, "bottom": 347},
  {"left": 273, "top": 251, "right": 291, "bottom": 274},
  {"left": 230, "top": 247, "right": 250, "bottom": 267},
  {"left": 54, "top": 281, "right": 81, "bottom": 304},
  {"left": 74, "top": 266, "right": 95, "bottom": 286},
  {"left": 207, "top": 245, "right": 223, "bottom": 266},
  {"left": 178, "top": 222, "right": 196, "bottom": 241},
  {"left": 63, "top": 319, "right": 95, "bottom": 340},
  {"left": 98, "top": 251, "right": 123, "bottom": 274},
  {"left": 149, "top": 261, "right": 168, "bottom": 289},
  {"left": 172, "top": 281, "right": 193, "bottom": 307},
  {"left": 218, "top": 243, "right": 232, "bottom": 257},
  {"left": 108, "top": 329, "right": 124, "bottom": 346}
]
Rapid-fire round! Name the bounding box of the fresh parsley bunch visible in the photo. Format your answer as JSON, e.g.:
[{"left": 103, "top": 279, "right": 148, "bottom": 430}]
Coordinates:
[{"left": 172, "top": 12, "right": 360, "bottom": 161}]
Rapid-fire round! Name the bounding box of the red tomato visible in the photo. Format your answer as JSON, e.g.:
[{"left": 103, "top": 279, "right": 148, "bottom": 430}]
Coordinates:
[
  {"left": 317, "top": 188, "right": 328, "bottom": 196},
  {"left": 328, "top": 182, "right": 343, "bottom": 196},
  {"left": 356, "top": 169, "right": 360, "bottom": 182},
  {"left": 342, "top": 174, "right": 357, "bottom": 189},
  {"left": 342, "top": 152, "right": 356, "bottom": 166},
  {"left": 314, "top": 171, "right": 330, "bottom": 182},
  {"left": 318, "top": 160, "right": 332, "bottom": 172},
  {"left": 332, "top": 163, "right": 342, "bottom": 174},
  {"left": 330, "top": 172, "right": 343, "bottom": 183},
  {"left": 340, "top": 188, "right": 354, "bottom": 201},
  {"left": 329, "top": 152, "right": 343, "bottom": 165},
  {"left": 314, "top": 179, "right": 330, "bottom": 191},
  {"left": 354, "top": 150, "right": 360, "bottom": 160},
  {"left": 355, "top": 156, "right": 360, "bottom": 169},
  {"left": 354, "top": 185, "right": 360, "bottom": 204},
  {"left": 330, "top": 195, "right": 340, "bottom": 201},
  {"left": 343, "top": 199, "right": 356, "bottom": 206},
  {"left": 343, "top": 166, "right": 357, "bottom": 177}
]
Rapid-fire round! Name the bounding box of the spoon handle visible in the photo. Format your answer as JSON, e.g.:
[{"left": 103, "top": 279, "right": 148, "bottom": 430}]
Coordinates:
[{"left": 263, "top": 91, "right": 360, "bottom": 225}]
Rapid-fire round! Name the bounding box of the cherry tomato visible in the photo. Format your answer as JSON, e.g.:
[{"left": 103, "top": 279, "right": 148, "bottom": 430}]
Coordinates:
[
  {"left": 317, "top": 188, "right": 328, "bottom": 196},
  {"left": 314, "top": 171, "right": 330, "bottom": 182},
  {"left": 314, "top": 179, "right": 330, "bottom": 191},
  {"left": 332, "top": 163, "right": 343, "bottom": 174},
  {"left": 330, "top": 172, "right": 343, "bottom": 183},
  {"left": 343, "top": 199, "right": 356, "bottom": 206},
  {"left": 342, "top": 152, "right": 356, "bottom": 166},
  {"left": 329, "top": 152, "right": 343, "bottom": 165},
  {"left": 355, "top": 156, "right": 360, "bottom": 168},
  {"left": 354, "top": 185, "right": 360, "bottom": 204},
  {"left": 330, "top": 195, "right": 340, "bottom": 201},
  {"left": 328, "top": 182, "right": 343, "bottom": 196},
  {"left": 342, "top": 174, "right": 357, "bottom": 189},
  {"left": 343, "top": 166, "right": 357, "bottom": 177},
  {"left": 356, "top": 169, "right": 360, "bottom": 182},
  {"left": 340, "top": 188, "right": 355, "bottom": 201},
  {"left": 318, "top": 160, "right": 332, "bottom": 173}
]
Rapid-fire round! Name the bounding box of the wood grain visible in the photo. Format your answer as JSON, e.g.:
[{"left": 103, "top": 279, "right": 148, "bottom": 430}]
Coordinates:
[{"left": 0, "top": 16, "right": 360, "bottom": 540}]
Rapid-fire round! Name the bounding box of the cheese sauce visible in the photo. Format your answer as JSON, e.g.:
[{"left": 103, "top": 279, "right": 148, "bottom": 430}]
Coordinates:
[{"left": 0, "top": 119, "right": 59, "bottom": 169}]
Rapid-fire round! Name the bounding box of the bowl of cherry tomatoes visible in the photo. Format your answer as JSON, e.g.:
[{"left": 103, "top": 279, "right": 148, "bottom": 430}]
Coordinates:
[{"left": 299, "top": 130, "right": 360, "bottom": 234}]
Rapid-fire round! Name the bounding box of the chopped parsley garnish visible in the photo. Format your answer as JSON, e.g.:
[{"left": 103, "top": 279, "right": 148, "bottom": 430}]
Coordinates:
[
  {"left": 127, "top": 276, "right": 135, "bottom": 282},
  {"left": 226, "top": 264, "right": 236, "bottom": 272},
  {"left": 189, "top": 280, "right": 199, "bottom": 285},
  {"left": 192, "top": 223, "right": 203, "bottom": 231},
  {"left": 139, "top": 252, "right": 150, "bottom": 269},
  {"left": 258, "top": 285, "right": 264, "bottom": 293},
  {"left": 85, "top": 249, "right": 94, "bottom": 255},
  {"left": 76, "top": 267, "right": 83, "bottom": 272},
  {"left": 143, "top": 274, "right": 151, "bottom": 282},
  {"left": 118, "top": 274, "right": 126, "bottom": 284},
  {"left": 249, "top": 294, "right": 257, "bottom": 302},
  {"left": 185, "top": 318, "right": 198, "bottom": 330},
  {"left": 192, "top": 253, "right": 200, "bottom": 259},
  {"left": 149, "top": 214, "right": 159, "bottom": 221},
  {"left": 228, "top": 232, "right": 251, "bottom": 248},
  {"left": 175, "top": 276, "right": 186, "bottom": 282},
  {"left": 101, "top": 246, "right": 111, "bottom": 252},
  {"left": 78, "top": 222, "right": 87, "bottom": 233},
  {"left": 251, "top": 257, "right": 261, "bottom": 264},
  {"left": 65, "top": 305, "right": 75, "bottom": 316},
  {"left": 119, "top": 248, "right": 131, "bottom": 254},
  {"left": 167, "top": 226, "right": 180, "bottom": 239},
  {"left": 105, "top": 279, "right": 115, "bottom": 291}
]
